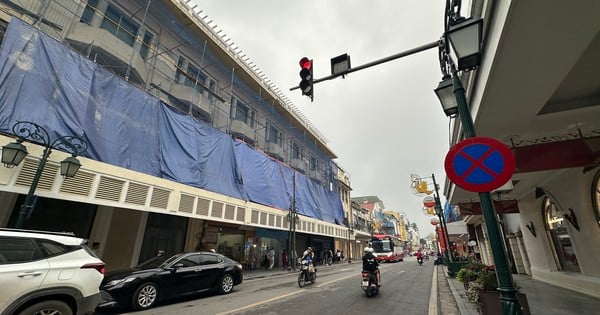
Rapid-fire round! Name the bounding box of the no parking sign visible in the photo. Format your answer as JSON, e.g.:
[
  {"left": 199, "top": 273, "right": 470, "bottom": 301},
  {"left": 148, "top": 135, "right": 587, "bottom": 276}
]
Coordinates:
[{"left": 444, "top": 137, "right": 515, "bottom": 192}]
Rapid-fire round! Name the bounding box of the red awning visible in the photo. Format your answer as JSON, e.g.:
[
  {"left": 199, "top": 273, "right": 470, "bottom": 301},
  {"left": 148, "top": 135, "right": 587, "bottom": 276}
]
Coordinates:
[
  {"left": 457, "top": 199, "right": 520, "bottom": 215},
  {"left": 512, "top": 136, "right": 600, "bottom": 173}
]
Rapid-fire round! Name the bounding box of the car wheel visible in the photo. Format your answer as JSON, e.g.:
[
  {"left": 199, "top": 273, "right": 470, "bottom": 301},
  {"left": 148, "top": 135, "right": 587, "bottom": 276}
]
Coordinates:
[
  {"left": 18, "top": 300, "right": 72, "bottom": 315},
  {"left": 217, "top": 274, "right": 235, "bottom": 294},
  {"left": 132, "top": 282, "right": 158, "bottom": 310}
]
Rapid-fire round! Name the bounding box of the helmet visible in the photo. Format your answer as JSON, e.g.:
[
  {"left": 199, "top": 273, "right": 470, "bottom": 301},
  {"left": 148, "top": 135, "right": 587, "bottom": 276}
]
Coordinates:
[
  {"left": 367, "top": 247, "right": 374, "bottom": 253},
  {"left": 364, "top": 247, "right": 370, "bottom": 252}
]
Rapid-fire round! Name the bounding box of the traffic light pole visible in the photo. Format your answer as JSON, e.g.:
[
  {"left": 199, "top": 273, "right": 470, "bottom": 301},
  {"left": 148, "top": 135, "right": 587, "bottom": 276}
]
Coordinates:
[{"left": 290, "top": 40, "right": 439, "bottom": 92}]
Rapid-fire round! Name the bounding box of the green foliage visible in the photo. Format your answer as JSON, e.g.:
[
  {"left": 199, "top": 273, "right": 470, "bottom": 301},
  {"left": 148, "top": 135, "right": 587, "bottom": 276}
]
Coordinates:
[
  {"left": 456, "top": 268, "right": 479, "bottom": 284},
  {"left": 476, "top": 271, "right": 498, "bottom": 291}
]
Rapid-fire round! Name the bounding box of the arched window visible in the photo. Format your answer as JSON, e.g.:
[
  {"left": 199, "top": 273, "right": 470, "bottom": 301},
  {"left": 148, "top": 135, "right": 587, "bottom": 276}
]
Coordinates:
[
  {"left": 592, "top": 170, "right": 600, "bottom": 228},
  {"left": 543, "top": 197, "right": 580, "bottom": 272}
]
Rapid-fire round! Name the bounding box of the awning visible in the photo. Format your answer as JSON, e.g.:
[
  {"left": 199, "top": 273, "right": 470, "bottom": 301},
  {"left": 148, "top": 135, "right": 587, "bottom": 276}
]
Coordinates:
[
  {"left": 513, "top": 136, "right": 600, "bottom": 173},
  {"left": 457, "top": 199, "right": 519, "bottom": 215}
]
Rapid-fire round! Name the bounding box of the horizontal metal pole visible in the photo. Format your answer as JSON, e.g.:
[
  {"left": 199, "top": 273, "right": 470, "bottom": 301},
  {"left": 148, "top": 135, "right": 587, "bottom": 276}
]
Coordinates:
[{"left": 290, "top": 40, "right": 440, "bottom": 91}]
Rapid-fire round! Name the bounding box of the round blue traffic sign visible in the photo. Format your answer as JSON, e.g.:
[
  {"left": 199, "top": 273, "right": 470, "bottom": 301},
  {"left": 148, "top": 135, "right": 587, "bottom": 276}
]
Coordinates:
[{"left": 444, "top": 137, "right": 515, "bottom": 192}]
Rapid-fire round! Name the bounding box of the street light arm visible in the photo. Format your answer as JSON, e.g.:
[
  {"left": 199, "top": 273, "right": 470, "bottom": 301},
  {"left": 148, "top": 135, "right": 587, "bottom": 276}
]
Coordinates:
[
  {"left": 12, "top": 121, "right": 51, "bottom": 147},
  {"left": 11, "top": 121, "right": 87, "bottom": 156},
  {"left": 51, "top": 135, "right": 88, "bottom": 156}
]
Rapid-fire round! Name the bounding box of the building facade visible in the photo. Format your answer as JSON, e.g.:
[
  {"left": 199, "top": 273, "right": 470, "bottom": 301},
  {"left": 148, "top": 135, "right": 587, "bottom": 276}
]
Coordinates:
[
  {"left": 0, "top": 0, "right": 351, "bottom": 270},
  {"left": 445, "top": 0, "right": 600, "bottom": 298}
]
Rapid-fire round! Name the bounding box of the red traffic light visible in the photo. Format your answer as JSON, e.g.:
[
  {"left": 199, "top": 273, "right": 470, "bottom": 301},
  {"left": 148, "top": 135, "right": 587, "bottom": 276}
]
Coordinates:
[{"left": 299, "top": 57, "right": 312, "bottom": 70}]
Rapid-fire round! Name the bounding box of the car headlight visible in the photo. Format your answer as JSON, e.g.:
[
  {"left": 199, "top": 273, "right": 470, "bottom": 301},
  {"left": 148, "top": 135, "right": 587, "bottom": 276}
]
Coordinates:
[{"left": 106, "top": 277, "right": 137, "bottom": 287}]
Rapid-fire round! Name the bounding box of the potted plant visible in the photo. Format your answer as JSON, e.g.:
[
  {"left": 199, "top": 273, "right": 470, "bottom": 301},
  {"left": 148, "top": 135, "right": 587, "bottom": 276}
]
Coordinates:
[
  {"left": 456, "top": 260, "right": 488, "bottom": 290},
  {"left": 462, "top": 267, "right": 530, "bottom": 315}
]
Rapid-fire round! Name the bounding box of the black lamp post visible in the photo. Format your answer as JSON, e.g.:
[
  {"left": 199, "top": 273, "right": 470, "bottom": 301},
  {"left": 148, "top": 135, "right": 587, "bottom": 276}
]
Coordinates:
[
  {"left": 347, "top": 227, "right": 353, "bottom": 263},
  {"left": 432, "top": 173, "right": 452, "bottom": 264},
  {"left": 1, "top": 121, "right": 87, "bottom": 228},
  {"left": 435, "top": 1, "right": 521, "bottom": 314},
  {"left": 287, "top": 171, "right": 299, "bottom": 271}
]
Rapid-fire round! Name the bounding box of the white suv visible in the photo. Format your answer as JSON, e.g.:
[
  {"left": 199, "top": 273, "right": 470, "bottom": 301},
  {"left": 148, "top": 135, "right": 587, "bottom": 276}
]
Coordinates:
[{"left": 0, "top": 228, "right": 105, "bottom": 315}]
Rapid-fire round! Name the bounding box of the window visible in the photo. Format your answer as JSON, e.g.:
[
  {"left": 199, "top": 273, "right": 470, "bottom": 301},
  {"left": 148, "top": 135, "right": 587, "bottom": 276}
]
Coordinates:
[
  {"left": 140, "top": 32, "right": 153, "bottom": 60},
  {"left": 266, "top": 123, "right": 282, "bottom": 145},
  {"left": 309, "top": 156, "right": 318, "bottom": 171},
  {"left": 37, "top": 239, "right": 75, "bottom": 258},
  {"left": 291, "top": 141, "right": 302, "bottom": 159},
  {"left": 543, "top": 197, "right": 580, "bottom": 272},
  {"left": 177, "top": 254, "right": 202, "bottom": 267},
  {"left": 200, "top": 254, "right": 221, "bottom": 265},
  {"left": 175, "top": 56, "right": 207, "bottom": 94},
  {"left": 0, "top": 237, "right": 41, "bottom": 264},
  {"left": 80, "top": 0, "right": 99, "bottom": 24},
  {"left": 101, "top": 5, "right": 139, "bottom": 47},
  {"left": 233, "top": 100, "right": 255, "bottom": 127}
]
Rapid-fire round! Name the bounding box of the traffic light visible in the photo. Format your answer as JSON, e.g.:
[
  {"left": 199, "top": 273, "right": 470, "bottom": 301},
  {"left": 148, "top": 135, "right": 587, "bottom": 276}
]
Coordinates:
[{"left": 298, "top": 57, "right": 313, "bottom": 101}]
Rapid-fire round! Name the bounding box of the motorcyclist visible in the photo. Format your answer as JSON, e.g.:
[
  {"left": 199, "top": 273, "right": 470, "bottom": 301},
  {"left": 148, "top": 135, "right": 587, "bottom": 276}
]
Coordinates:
[
  {"left": 302, "top": 247, "right": 315, "bottom": 273},
  {"left": 416, "top": 250, "right": 423, "bottom": 262},
  {"left": 362, "top": 247, "right": 381, "bottom": 287}
]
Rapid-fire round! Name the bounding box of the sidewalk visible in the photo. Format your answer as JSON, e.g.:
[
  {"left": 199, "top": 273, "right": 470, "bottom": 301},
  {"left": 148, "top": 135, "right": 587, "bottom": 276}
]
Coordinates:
[
  {"left": 243, "top": 260, "right": 344, "bottom": 280},
  {"left": 441, "top": 265, "right": 600, "bottom": 315}
]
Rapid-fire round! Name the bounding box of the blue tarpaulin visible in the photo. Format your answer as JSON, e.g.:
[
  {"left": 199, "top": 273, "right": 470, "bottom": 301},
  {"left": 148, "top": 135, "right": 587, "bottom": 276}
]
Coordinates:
[{"left": 0, "top": 19, "right": 344, "bottom": 225}]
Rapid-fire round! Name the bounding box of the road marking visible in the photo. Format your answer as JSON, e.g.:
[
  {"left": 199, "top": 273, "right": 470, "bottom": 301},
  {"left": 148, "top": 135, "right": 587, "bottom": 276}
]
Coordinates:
[
  {"left": 429, "top": 265, "right": 438, "bottom": 315},
  {"left": 315, "top": 273, "right": 356, "bottom": 288},
  {"left": 215, "top": 290, "right": 304, "bottom": 315},
  {"left": 398, "top": 270, "right": 406, "bottom": 274}
]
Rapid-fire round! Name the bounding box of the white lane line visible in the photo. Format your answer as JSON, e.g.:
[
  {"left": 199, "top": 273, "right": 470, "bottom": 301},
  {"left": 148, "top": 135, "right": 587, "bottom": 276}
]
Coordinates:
[
  {"left": 429, "top": 266, "right": 438, "bottom": 315},
  {"left": 215, "top": 289, "right": 304, "bottom": 315},
  {"left": 315, "top": 273, "right": 357, "bottom": 288}
]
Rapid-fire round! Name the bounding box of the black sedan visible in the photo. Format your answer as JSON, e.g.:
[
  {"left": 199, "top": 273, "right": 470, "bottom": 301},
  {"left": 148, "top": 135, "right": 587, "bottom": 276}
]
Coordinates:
[{"left": 98, "top": 251, "right": 243, "bottom": 311}]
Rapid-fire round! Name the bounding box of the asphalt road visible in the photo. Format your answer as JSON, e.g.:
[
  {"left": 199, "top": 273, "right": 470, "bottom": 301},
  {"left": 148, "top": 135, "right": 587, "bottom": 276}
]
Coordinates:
[{"left": 96, "top": 259, "right": 435, "bottom": 315}]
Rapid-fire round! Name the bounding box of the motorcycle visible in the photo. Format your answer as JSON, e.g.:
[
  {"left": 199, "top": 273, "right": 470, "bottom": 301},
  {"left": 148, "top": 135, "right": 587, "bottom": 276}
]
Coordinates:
[
  {"left": 418, "top": 257, "right": 423, "bottom": 265},
  {"left": 434, "top": 255, "right": 444, "bottom": 265},
  {"left": 298, "top": 260, "right": 317, "bottom": 287},
  {"left": 361, "top": 270, "right": 379, "bottom": 297}
]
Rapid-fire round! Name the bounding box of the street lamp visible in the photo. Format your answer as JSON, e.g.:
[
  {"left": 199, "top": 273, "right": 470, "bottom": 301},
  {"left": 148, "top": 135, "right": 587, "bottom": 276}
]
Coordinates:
[
  {"left": 435, "top": 1, "right": 521, "bottom": 314},
  {"left": 347, "top": 227, "right": 353, "bottom": 263},
  {"left": 287, "top": 171, "right": 299, "bottom": 271},
  {"left": 1, "top": 121, "right": 87, "bottom": 228},
  {"left": 431, "top": 174, "right": 452, "bottom": 264}
]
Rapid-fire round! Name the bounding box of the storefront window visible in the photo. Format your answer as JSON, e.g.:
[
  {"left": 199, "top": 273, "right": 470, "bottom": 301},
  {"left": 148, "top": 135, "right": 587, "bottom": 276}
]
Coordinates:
[{"left": 543, "top": 197, "right": 580, "bottom": 272}]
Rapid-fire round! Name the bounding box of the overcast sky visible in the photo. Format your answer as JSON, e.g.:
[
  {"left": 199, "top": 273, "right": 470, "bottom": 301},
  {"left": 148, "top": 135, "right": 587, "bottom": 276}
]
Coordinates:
[{"left": 192, "top": 0, "right": 457, "bottom": 234}]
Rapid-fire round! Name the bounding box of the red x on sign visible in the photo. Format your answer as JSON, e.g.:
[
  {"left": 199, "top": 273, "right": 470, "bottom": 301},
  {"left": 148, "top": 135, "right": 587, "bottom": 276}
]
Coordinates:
[{"left": 444, "top": 137, "right": 515, "bottom": 192}]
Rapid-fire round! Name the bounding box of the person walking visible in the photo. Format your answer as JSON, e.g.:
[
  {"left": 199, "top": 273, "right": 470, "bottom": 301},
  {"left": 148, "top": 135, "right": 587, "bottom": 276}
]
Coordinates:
[
  {"left": 267, "top": 247, "right": 275, "bottom": 270},
  {"left": 281, "top": 249, "right": 289, "bottom": 271}
]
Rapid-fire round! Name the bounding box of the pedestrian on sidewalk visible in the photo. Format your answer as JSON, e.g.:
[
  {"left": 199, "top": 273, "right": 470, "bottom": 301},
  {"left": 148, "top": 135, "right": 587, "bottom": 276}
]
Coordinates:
[
  {"left": 267, "top": 247, "right": 275, "bottom": 270},
  {"left": 281, "top": 249, "right": 288, "bottom": 271}
]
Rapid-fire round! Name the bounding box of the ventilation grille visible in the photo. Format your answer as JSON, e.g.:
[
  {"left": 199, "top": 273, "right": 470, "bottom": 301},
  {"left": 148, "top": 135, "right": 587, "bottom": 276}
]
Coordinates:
[
  {"left": 251, "top": 210, "right": 259, "bottom": 224},
  {"left": 260, "top": 212, "right": 267, "bottom": 225},
  {"left": 150, "top": 188, "right": 170, "bottom": 209},
  {"left": 125, "top": 183, "right": 149, "bottom": 206},
  {"left": 268, "top": 214, "right": 275, "bottom": 226},
  {"left": 95, "top": 176, "right": 124, "bottom": 201},
  {"left": 196, "top": 198, "right": 210, "bottom": 216},
  {"left": 236, "top": 207, "right": 244, "bottom": 222},
  {"left": 15, "top": 159, "right": 58, "bottom": 191},
  {"left": 212, "top": 202, "right": 223, "bottom": 218},
  {"left": 178, "top": 194, "right": 195, "bottom": 213},
  {"left": 60, "top": 171, "right": 94, "bottom": 196},
  {"left": 224, "top": 204, "right": 235, "bottom": 220}
]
